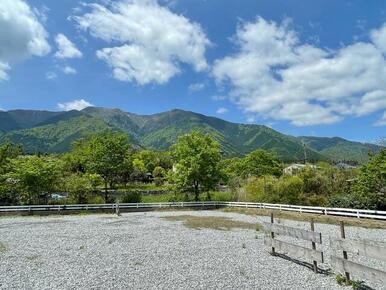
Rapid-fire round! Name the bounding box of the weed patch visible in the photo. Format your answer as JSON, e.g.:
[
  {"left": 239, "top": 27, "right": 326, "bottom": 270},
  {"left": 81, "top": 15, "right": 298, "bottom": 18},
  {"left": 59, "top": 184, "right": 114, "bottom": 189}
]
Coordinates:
[{"left": 162, "top": 215, "right": 260, "bottom": 231}]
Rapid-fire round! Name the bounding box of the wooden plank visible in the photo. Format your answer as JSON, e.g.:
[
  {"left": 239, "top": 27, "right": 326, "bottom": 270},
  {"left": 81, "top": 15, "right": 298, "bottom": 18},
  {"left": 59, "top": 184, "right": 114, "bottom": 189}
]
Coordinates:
[
  {"left": 264, "top": 237, "right": 324, "bottom": 263},
  {"left": 331, "top": 255, "right": 386, "bottom": 284},
  {"left": 262, "top": 222, "right": 322, "bottom": 243},
  {"left": 330, "top": 238, "right": 386, "bottom": 262}
]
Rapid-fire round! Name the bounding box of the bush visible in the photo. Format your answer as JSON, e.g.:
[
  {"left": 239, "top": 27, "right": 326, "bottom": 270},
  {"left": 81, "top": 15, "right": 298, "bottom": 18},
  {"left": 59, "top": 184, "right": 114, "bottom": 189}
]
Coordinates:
[
  {"left": 87, "top": 195, "right": 105, "bottom": 204},
  {"left": 200, "top": 191, "right": 234, "bottom": 201},
  {"left": 120, "top": 192, "right": 142, "bottom": 203},
  {"left": 276, "top": 175, "right": 304, "bottom": 204}
]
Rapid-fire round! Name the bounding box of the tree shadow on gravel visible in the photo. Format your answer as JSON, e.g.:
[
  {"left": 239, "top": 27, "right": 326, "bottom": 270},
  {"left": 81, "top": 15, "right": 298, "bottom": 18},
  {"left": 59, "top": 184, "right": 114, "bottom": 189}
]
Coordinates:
[{"left": 270, "top": 252, "right": 331, "bottom": 275}]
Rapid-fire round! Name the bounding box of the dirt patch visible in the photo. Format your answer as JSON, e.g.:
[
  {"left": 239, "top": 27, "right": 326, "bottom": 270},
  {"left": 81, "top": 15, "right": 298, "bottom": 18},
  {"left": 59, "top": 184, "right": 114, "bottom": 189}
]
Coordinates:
[
  {"left": 162, "top": 215, "right": 260, "bottom": 231},
  {"left": 221, "top": 208, "right": 386, "bottom": 229}
]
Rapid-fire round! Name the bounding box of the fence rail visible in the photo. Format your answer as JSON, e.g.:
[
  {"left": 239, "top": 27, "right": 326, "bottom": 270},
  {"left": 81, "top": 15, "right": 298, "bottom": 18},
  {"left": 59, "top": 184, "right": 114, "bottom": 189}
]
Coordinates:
[{"left": 0, "top": 201, "right": 385, "bottom": 220}]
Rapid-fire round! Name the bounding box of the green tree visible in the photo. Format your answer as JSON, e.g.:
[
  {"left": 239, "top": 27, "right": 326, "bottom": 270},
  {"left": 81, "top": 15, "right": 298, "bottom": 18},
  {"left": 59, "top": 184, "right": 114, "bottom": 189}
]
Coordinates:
[
  {"left": 131, "top": 158, "right": 147, "bottom": 181},
  {"left": 70, "top": 132, "right": 131, "bottom": 200},
  {"left": 170, "top": 131, "right": 222, "bottom": 201},
  {"left": 352, "top": 149, "right": 386, "bottom": 209},
  {"left": 65, "top": 174, "right": 93, "bottom": 204},
  {"left": 0, "top": 142, "right": 23, "bottom": 173},
  {"left": 0, "top": 142, "right": 23, "bottom": 205},
  {"left": 240, "top": 149, "right": 283, "bottom": 178},
  {"left": 153, "top": 166, "right": 166, "bottom": 185},
  {"left": 7, "top": 156, "right": 61, "bottom": 204}
]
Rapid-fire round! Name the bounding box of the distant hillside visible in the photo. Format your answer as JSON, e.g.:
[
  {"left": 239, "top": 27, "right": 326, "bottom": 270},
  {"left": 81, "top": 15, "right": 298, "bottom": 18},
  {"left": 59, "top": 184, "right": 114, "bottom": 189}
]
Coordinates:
[
  {"left": 0, "top": 107, "right": 382, "bottom": 162},
  {"left": 300, "top": 136, "right": 380, "bottom": 164}
]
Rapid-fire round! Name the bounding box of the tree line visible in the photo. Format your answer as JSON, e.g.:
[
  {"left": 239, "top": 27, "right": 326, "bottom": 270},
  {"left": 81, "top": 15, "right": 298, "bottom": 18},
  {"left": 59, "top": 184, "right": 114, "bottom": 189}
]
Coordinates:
[{"left": 0, "top": 131, "right": 384, "bottom": 210}]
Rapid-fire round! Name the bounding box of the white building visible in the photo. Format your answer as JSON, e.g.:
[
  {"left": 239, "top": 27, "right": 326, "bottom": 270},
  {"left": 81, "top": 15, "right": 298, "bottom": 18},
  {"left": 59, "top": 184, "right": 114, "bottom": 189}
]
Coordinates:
[{"left": 283, "top": 164, "right": 317, "bottom": 175}]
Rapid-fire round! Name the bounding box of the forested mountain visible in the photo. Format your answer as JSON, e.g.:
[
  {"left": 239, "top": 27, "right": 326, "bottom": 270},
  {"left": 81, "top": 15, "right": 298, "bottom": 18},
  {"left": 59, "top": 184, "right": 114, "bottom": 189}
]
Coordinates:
[{"left": 0, "top": 107, "right": 381, "bottom": 162}]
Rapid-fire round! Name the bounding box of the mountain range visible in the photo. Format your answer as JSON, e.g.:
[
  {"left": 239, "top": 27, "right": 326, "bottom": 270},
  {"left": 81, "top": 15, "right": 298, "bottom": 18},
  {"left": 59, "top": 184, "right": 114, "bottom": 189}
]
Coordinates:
[{"left": 0, "top": 107, "right": 381, "bottom": 163}]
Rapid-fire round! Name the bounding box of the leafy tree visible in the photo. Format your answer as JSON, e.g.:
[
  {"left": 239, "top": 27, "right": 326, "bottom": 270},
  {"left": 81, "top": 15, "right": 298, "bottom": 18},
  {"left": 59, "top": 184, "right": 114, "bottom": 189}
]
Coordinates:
[
  {"left": 170, "top": 131, "right": 223, "bottom": 201},
  {"left": 351, "top": 149, "right": 386, "bottom": 209},
  {"left": 7, "top": 156, "right": 61, "bottom": 204},
  {"left": 240, "top": 149, "right": 283, "bottom": 178},
  {"left": 0, "top": 142, "right": 23, "bottom": 205},
  {"left": 70, "top": 132, "right": 131, "bottom": 200},
  {"left": 131, "top": 158, "right": 147, "bottom": 182},
  {"left": 153, "top": 166, "right": 166, "bottom": 185},
  {"left": 0, "top": 142, "right": 23, "bottom": 173},
  {"left": 65, "top": 174, "right": 93, "bottom": 204}
]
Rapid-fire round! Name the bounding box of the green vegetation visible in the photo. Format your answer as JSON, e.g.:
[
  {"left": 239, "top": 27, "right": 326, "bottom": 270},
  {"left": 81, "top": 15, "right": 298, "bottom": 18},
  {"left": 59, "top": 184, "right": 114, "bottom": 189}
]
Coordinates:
[
  {"left": 0, "top": 130, "right": 385, "bottom": 211},
  {"left": 170, "top": 131, "right": 223, "bottom": 201},
  {"left": 335, "top": 274, "right": 365, "bottom": 289},
  {"left": 0, "top": 108, "right": 381, "bottom": 162},
  {"left": 161, "top": 215, "right": 259, "bottom": 231}
]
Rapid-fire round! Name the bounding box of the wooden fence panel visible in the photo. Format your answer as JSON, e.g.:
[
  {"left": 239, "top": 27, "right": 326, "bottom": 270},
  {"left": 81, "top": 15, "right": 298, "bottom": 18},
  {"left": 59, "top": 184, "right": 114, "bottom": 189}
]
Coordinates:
[
  {"left": 262, "top": 222, "right": 322, "bottom": 244},
  {"left": 330, "top": 256, "right": 386, "bottom": 284},
  {"left": 330, "top": 237, "right": 386, "bottom": 263},
  {"left": 264, "top": 237, "right": 324, "bottom": 263}
]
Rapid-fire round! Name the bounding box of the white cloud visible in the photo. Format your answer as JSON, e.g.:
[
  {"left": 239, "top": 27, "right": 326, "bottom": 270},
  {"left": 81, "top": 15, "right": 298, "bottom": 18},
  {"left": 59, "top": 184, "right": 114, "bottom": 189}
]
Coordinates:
[
  {"left": 57, "top": 99, "right": 93, "bottom": 111},
  {"left": 188, "top": 82, "right": 205, "bottom": 92},
  {"left": 0, "top": 0, "right": 50, "bottom": 81},
  {"left": 46, "top": 72, "right": 57, "bottom": 80},
  {"left": 213, "top": 17, "right": 386, "bottom": 126},
  {"left": 54, "top": 34, "right": 82, "bottom": 59},
  {"left": 73, "top": 0, "right": 210, "bottom": 85},
  {"left": 216, "top": 107, "right": 228, "bottom": 114},
  {"left": 62, "top": 65, "right": 77, "bottom": 75}
]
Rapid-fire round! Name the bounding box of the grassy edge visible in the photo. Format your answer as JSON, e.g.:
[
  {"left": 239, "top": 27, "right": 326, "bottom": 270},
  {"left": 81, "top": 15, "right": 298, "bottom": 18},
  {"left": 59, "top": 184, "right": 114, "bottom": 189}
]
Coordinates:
[{"left": 220, "top": 207, "right": 386, "bottom": 229}]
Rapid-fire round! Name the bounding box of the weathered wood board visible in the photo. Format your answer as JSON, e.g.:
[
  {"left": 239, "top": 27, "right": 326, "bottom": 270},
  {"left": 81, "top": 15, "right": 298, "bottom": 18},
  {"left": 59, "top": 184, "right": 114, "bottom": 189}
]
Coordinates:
[
  {"left": 331, "top": 256, "right": 386, "bottom": 284},
  {"left": 264, "top": 237, "right": 324, "bottom": 263},
  {"left": 330, "top": 238, "right": 386, "bottom": 262},
  {"left": 262, "top": 222, "right": 322, "bottom": 244}
]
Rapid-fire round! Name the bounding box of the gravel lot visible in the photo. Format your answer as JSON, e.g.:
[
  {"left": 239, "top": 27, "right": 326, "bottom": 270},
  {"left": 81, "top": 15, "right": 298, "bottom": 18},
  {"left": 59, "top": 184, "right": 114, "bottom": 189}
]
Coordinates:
[{"left": 0, "top": 210, "right": 385, "bottom": 290}]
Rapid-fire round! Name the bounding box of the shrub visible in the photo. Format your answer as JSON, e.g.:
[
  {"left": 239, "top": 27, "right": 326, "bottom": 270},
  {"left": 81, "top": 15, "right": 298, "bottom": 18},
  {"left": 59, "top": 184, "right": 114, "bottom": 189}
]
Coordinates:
[{"left": 120, "top": 191, "right": 142, "bottom": 203}]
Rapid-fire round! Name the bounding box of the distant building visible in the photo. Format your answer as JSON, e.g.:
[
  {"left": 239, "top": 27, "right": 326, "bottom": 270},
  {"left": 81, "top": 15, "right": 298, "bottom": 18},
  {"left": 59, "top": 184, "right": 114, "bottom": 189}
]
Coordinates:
[
  {"left": 334, "top": 162, "right": 356, "bottom": 170},
  {"left": 283, "top": 164, "right": 317, "bottom": 175}
]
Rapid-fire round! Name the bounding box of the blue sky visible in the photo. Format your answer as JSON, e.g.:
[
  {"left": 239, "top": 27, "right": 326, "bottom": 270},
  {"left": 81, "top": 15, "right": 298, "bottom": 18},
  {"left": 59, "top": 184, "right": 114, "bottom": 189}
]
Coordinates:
[{"left": 1, "top": 0, "right": 386, "bottom": 143}]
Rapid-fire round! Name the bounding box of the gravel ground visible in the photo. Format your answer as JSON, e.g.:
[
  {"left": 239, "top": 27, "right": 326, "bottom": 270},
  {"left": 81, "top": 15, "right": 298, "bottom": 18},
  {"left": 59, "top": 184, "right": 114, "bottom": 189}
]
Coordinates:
[{"left": 0, "top": 210, "right": 385, "bottom": 290}]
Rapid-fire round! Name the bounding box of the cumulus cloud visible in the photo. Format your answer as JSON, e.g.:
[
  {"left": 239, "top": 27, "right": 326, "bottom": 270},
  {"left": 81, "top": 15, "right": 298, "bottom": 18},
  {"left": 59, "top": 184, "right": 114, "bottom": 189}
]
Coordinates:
[
  {"left": 57, "top": 99, "right": 93, "bottom": 111},
  {"left": 0, "top": 0, "right": 50, "bottom": 80},
  {"left": 216, "top": 107, "right": 228, "bottom": 114},
  {"left": 62, "top": 65, "right": 77, "bottom": 75},
  {"left": 213, "top": 17, "right": 386, "bottom": 126},
  {"left": 54, "top": 34, "right": 82, "bottom": 59},
  {"left": 73, "top": 0, "right": 210, "bottom": 85},
  {"left": 188, "top": 82, "right": 205, "bottom": 92}
]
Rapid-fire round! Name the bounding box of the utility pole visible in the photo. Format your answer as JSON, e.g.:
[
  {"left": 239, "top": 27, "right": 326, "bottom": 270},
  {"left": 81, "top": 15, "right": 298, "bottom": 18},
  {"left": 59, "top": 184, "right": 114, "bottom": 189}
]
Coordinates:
[{"left": 302, "top": 141, "right": 307, "bottom": 165}]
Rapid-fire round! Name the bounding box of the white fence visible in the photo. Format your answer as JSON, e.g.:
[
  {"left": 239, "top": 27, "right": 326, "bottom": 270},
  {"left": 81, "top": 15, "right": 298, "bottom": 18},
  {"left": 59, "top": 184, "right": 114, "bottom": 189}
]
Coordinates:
[{"left": 0, "top": 201, "right": 385, "bottom": 220}]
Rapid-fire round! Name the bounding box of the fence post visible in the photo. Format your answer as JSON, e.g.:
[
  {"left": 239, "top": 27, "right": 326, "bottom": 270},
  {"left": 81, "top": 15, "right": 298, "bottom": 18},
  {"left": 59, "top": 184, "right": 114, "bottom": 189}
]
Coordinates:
[
  {"left": 116, "top": 202, "right": 120, "bottom": 216},
  {"left": 340, "top": 221, "right": 350, "bottom": 281},
  {"left": 270, "top": 212, "right": 275, "bottom": 255},
  {"left": 310, "top": 219, "right": 318, "bottom": 273}
]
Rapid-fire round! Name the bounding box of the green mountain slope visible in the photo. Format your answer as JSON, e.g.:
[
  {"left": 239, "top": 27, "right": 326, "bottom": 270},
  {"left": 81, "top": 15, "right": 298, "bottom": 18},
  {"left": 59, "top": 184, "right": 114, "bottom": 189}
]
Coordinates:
[
  {"left": 300, "top": 136, "right": 380, "bottom": 163},
  {"left": 0, "top": 115, "right": 114, "bottom": 153},
  {"left": 0, "top": 107, "right": 381, "bottom": 162}
]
